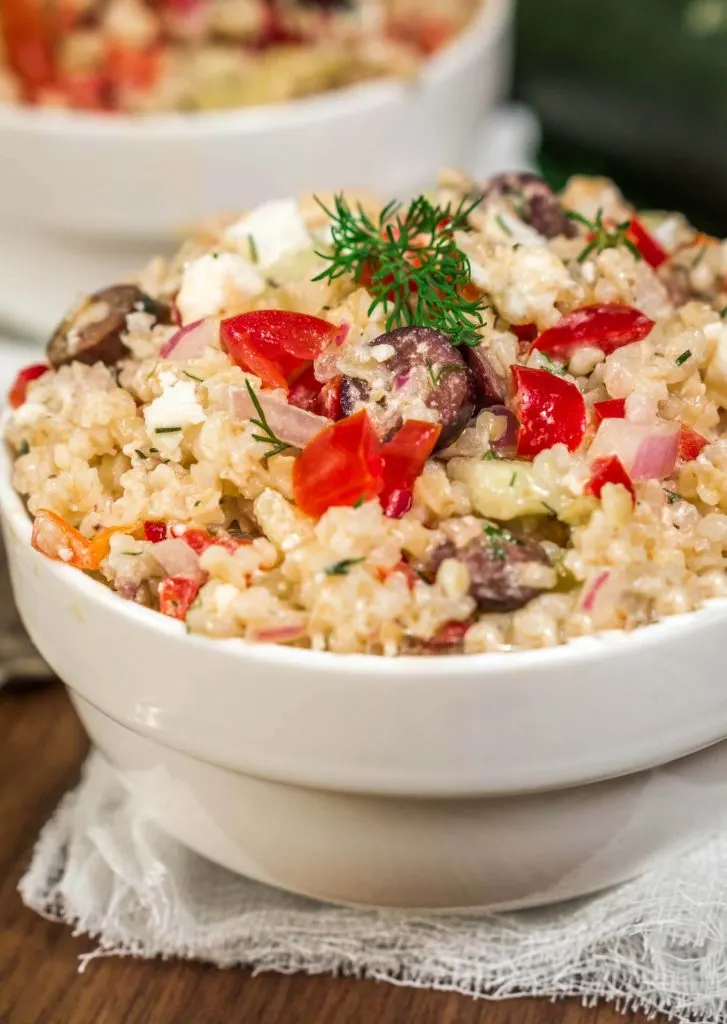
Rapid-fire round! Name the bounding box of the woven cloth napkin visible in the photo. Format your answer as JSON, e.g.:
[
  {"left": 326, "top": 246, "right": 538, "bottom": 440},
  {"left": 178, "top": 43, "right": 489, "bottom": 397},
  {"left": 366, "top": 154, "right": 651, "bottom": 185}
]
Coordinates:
[{"left": 19, "top": 752, "right": 727, "bottom": 1023}]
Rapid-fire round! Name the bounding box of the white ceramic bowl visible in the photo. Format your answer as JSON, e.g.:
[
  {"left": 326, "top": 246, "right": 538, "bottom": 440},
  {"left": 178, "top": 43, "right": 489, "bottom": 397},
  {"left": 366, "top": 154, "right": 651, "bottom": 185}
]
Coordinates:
[
  {"left": 3, "top": 427, "right": 727, "bottom": 910},
  {"left": 0, "top": 0, "right": 512, "bottom": 336}
]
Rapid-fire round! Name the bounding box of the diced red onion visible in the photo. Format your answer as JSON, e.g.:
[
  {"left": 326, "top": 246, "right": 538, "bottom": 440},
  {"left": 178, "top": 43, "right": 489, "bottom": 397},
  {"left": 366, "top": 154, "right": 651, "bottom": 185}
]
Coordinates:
[
  {"left": 160, "top": 318, "right": 219, "bottom": 361},
  {"left": 580, "top": 570, "right": 611, "bottom": 614},
  {"left": 312, "top": 323, "right": 349, "bottom": 382},
  {"left": 589, "top": 419, "right": 679, "bottom": 480},
  {"left": 247, "top": 621, "right": 307, "bottom": 644},
  {"left": 230, "top": 386, "right": 331, "bottom": 448},
  {"left": 395, "top": 370, "right": 412, "bottom": 391},
  {"left": 489, "top": 405, "right": 519, "bottom": 457},
  {"left": 151, "top": 538, "right": 204, "bottom": 580},
  {"left": 579, "top": 569, "right": 625, "bottom": 627}
]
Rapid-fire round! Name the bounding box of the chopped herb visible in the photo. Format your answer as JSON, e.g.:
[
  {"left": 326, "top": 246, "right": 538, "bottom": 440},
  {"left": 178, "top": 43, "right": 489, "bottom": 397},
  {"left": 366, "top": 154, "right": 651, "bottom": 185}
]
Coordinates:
[
  {"left": 247, "top": 235, "right": 259, "bottom": 264},
  {"left": 154, "top": 426, "right": 182, "bottom": 434},
  {"left": 134, "top": 449, "right": 148, "bottom": 460},
  {"left": 353, "top": 496, "right": 366, "bottom": 508},
  {"left": 425, "top": 358, "right": 468, "bottom": 387},
  {"left": 245, "top": 379, "right": 293, "bottom": 459},
  {"left": 665, "top": 489, "right": 682, "bottom": 504},
  {"left": 691, "top": 246, "right": 706, "bottom": 269},
  {"left": 495, "top": 212, "right": 513, "bottom": 236},
  {"left": 537, "top": 351, "right": 568, "bottom": 376},
  {"left": 193, "top": 500, "right": 201, "bottom": 507},
  {"left": 211, "top": 252, "right": 220, "bottom": 260},
  {"left": 541, "top": 501, "right": 558, "bottom": 517},
  {"left": 675, "top": 349, "right": 692, "bottom": 366},
  {"left": 483, "top": 522, "right": 524, "bottom": 547},
  {"left": 325, "top": 557, "right": 366, "bottom": 576},
  {"left": 321, "top": 305, "right": 331, "bottom": 311},
  {"left": 122, "top": 551, "right": 141, "bottom": 557},
  {"left": 509, "top": 471, "right": 517, "bottom": 486},
  {"left": 184, "top": 371, "right": 204, "bottom": 383},
  {"left": 313, "top": 192, "right": 489, "bottom": 347},
  {"left": 149, "top": 447, "right": 159, "bottom": 454},
  {"left": 265, "top": 277, "right": 280, "bottom": 289},
  {"left": 18, "top": 440, "right": 29, "bottom": 456},
  {"left": 720, "top": 307, "right": 727, "bottom": 318},
  {"left": 567, "top": 207, "right": 641, "bottom": 263},
  {"left": 482, "top": 448, "right": 500, "bottom": 460}
]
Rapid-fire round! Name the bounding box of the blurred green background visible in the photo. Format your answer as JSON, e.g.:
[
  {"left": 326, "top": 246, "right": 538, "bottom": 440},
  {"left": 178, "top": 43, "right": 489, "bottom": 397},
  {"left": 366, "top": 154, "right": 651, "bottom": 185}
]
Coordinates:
[{"left": 515, "top": 0, "right": 727, "bottom": 233}]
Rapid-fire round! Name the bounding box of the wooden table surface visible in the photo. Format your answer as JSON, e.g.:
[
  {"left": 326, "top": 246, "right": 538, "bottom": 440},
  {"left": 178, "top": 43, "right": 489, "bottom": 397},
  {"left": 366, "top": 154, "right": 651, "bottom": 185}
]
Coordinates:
[{"left": 0, "top": 684, "right": 646, "bottom": 1024}]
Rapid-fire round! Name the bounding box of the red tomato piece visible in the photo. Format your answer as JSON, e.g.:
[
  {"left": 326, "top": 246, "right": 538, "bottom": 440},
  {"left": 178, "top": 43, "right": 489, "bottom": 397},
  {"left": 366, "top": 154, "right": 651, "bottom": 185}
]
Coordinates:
[
  {"left": 221, "top": 311, "right": 340, "bottom": 392},
  {"left": 593, "top": 397, "right": 626, "bottom": 422},
  {"left": 425, "top": 620, "right": 469, "bottom": 651},
  {"left": 678, "top": 425, "right": 708, "bottom": 461},
  {"left": 144, "top": 521, "right": 168, "bottom": 543},
  {"left": 8, "top": 363, "right": 49, "bottom": 408},
  {"left": 287, "top": 365, "right": 321, "bottom": 412},
  {"left": 107, "top": 42, "right": 160, "bottom": 94},
  {"left": 159, "top": 577, "right": 201, "bottom": 621},
  {"left": 627, "top": 217, "right": 668, "bottom": 269},
  {"left": 512, "top": 323, "right": 538, "bottom": 343},
  {"left": 293, "top": 410, "right": 384, "bottom": 518},
  {"left": 379, "top": 420, "right": 441, "bottom": 518},
  {"left": 316, "top": 375, "right": 343, "bottom": 420},
  {"left": 1, "top": 0, "right": 56, "bottom": 99},
  {"left": 532, "top": 305, "right": 654, "bottom": 359},
  {"left": 511, "top": 366, "right": 588, "bottom": 458},
  {"left": 585, "top": 455, "right": 635, "bottom": 503}
]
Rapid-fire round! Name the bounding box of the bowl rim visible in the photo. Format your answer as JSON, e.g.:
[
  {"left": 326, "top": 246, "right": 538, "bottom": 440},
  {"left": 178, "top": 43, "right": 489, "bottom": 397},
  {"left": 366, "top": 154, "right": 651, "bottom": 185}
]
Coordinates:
[
  {"left": 0, "top": 0, "right": 511, "bottom": 139},
  {"left": 3, "top": 413, "right": 727, "bottom": 678}
]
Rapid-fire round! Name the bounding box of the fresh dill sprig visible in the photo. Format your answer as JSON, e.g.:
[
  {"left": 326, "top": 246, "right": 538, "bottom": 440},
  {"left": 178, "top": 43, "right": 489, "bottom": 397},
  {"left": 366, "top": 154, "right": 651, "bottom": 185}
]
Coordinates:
[
  {"left": 567, "top": 208, "right": 641, "bottom": 263},
  {"left": 313, "top": 193, "right": 489, "bottom": 347},
  {"left": 675, "top": 349, "right": 692, "bottom": 366},
  {"left": 325, "top": 557, "right": 366, "bottom": 577},
  {"left": 245, "top": 380, "right": 293, "bottom": 460},
  {"left": 425, "top": 358, "right": 468, "bottom": 387}
]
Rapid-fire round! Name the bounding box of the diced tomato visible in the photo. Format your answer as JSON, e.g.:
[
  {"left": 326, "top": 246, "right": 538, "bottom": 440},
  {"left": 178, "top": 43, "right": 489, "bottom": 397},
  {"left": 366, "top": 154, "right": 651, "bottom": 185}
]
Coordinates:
[
  {"left": 425, "top": 620, "right": 469, "bottom": 650},
  {"left": 385, "top": 561, "right": 420, "bottom": 590},
  {"left": 159, "top": 576, "right": 201, "bottom": 621},
  {"left": 379, "top": 420, "right": 441, "bottom": 518},
  {"left": 8, "top": 363, "right": 49, "bottom": 408},
  {"left": 532, "top": 305, "right": 654, "bottom": 359},
  {"left": 293, "top": 410, "right": 384, "bottom": 518},
  {"left": 585, "top": 455, "right": 635, "bottom": 503},
  {"left": 593, "top": 397, "right": 626, "bottom": 422},
  {"left": 172, "top": 526, "right": 250, "bottom": 556},
  {"left": 512, "top": 323, "right": 538, "bottom": 343},
  {"left": 144, "top": 521, "right": 168, "bottom": 543},
  {"left": 287, "top": 365, "right": 321, "bottom": 413},
  {"left": 107, "top": 42, "right": 160, "bottom": 94},
  {"left": 627, "top": 217, "right": 668, "bottom": 270},
  {"left": 511, "top": 366, "right": 588, "bottom": 458},
  {"left": 316, "top": 375, "right": 343, "bottom": 420},
  {"left": 221, "top": 311, "right": 341, "bottom": 392},
  {"left": 59, "top": 72, "right": 109, "bottom": 111},
  {"left": 31, "top": 510, "right": 132, "bottom": 571},
  {"left": 1, "top": 0, "right": 57, "bottom": 99},
  {"left": 678, "top": 425, "right": 709, "bottom": 462}
]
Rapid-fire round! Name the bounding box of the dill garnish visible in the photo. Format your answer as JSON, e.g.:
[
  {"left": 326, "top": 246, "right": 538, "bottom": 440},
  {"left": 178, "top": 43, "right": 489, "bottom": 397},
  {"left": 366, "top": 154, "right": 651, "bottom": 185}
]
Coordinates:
[
  {"left": 184, "top": 370, "right": 204, "bottom": 383},
  {"left": 18, "top": 440, "right": 29, "bottom": 456},
  {"left": 134, "top": 449, "right": 147, "bottom": 460},
  {"left": 482, "top": 449, "right": 499, "bottom": 460},
  {"left": 313, "top": 193, "right": 489, "bottom": 347},
  {"left": 495, "top": 212, "right": 513, "bottom": 236},
  {"left": 664, "top": 489, "right": 682, "bottom": 504},
  {"left": 154, "top": 426, "right": 182, "bottom": 434},
  {"left": 675, "top": 349, "right": 692, "bottom": 366},
  {"left": 248, "top": 235, "right": 259, "bottom": 264},
  {"left": 567, "top": 208, "right": 641, "bottom": 263},
  {"left": 325, "top": 557, "right": 366, "bottom": 576},
  {"left": 245, "top": 379, "right": 293, "bottom": 459},
  {"left": 425, "top": 359, "right": 468, "bottom": 387},
  {"left": 353, "top": 497, "right": 366, "bottom": 508},
  {"left": 541, "top": 501, "right": 558, "bottom": 517},
  {"left": 510, "top": 471, "right": 517, "bottom": 486}
]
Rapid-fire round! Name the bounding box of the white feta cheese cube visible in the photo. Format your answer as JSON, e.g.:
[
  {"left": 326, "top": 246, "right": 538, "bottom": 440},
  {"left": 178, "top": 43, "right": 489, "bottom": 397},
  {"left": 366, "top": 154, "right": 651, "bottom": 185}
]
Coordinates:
[
  {"left": 176, "top": 253, "right": 264, "bottom": 325},
  {"left": 224, "top": 199, "right": 311, "bottom": 268},
  {"left": 144, "top": 380, "right": 206, "bottom": 454}
]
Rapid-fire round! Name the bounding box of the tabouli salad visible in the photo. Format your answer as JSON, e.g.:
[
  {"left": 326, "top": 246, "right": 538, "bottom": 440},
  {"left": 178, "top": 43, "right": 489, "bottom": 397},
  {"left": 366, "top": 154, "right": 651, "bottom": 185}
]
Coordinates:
[
  {"left": 0, "top": 0, "right": 477, "bottom": 113},
  {"left": 7, "top": 169, "right": 727, "bottom": 655}
]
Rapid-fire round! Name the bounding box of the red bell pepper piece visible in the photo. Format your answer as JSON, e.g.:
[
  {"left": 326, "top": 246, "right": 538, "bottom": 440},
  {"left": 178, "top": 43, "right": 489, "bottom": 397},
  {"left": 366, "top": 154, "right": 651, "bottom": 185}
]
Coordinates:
[
  {"left": 293, "top": 410, "right": 384, "bottom": 518},
  {"left": 379, "top": 420, "right": 441, "bottom": 518},
  {"left": 585, "top": 455, "right": 635, "bottom": 503},
  {"left": 678, "top": 425, "right": 708, "bottom": 461},
  {"left": 144, "top": 521, "right": 168, "bottom": 543},
  {"left": 159, "top": 577, "right": 201, "bottom": 621},
  {"left": 532, "top": 305, "right": 654, "bottom": 359},
  {"left": 221, "top": 311, "right": 341, "bottom": 392},
  {"left": 511, "top": 366, "right": 587, "bottom": 458},
  {"left": 425, "top": 620, "right": 469, "bottom": 651},
  {"left": 627, "top": 218, "right": 668, "bottom": 270},
  {"left": 593, "top": 397, "right": 626, "bottom": 422},
  {"left": 8, "top": 363, "right": 49, "bottom": 408}
]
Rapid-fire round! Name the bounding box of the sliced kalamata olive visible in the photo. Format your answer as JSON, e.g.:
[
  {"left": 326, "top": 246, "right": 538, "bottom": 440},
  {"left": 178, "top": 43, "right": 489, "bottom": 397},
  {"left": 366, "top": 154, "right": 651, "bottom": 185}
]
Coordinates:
[
  {"left": 426, "top": 531, "right": 551, "bottom": 612},
  {"left": 466, "top": 346, "right": 507, "bottom": 406},
  {"left": 47, "top": 285, "right": 173, "bottom": 368},
  {"left": 479, "top": 172, "right": 576, "bottom": 240},
  {"left": 341, "top": 326, "right": 475, "bottom": 447}
]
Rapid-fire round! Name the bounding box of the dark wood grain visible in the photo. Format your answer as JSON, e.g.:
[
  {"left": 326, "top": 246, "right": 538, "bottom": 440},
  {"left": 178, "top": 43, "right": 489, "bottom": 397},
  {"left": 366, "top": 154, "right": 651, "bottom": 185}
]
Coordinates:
[{"left": 0, "top": 685, "right": 647, "bottom": 1024}]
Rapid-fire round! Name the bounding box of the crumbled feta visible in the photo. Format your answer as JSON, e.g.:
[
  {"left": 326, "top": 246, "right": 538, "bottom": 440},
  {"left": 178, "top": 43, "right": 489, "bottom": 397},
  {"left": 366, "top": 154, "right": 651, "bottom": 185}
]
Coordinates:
[
  {"left": 176, "top": 253, "right": 264, "bottom": 324},
  {"left": 213, "top": 583, "right": 240, "bottom": 615},
  {"left": 224, "top": 199, "right": 310, "bottom": 268},
  {"left": 12, "top": 402, "right": 46, "bottom": 428},
  {"left": 144, "top": 380, "right": 206, "bottom": 454}
]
